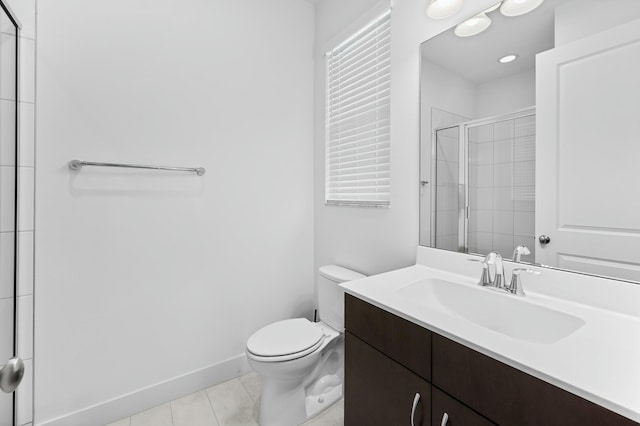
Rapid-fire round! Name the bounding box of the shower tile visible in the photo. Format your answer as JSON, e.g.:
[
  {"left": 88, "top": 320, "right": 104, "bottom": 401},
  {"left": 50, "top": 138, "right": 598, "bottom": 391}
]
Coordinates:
[
  {"left": 475, "top": 141, "right": 493, "bottom": 165},
  {"left": 0, "top": 232, "right": 14, "bottom": 299},
  {"left": 19, "top": 102, "right": 35, "bottom": 167},
  {"left": 493, "top": 233, "right": 515, "bottom": 257},
  {"left": 474, "top": 164, "right": 494, "bottom": 188},
  {"left": 18, "top": 167, "right": 34, "bottom": 231},
  {"left": 493, "top": 210, "right": 514, "bottom": 235},
  {"left": 515, "top": 115, "right": 535, "bottom": 137},
  {"left": 16, "top": 358, "right": 32, "bottom": 425},
  {"left": 514, "top": 211, "right": 535, "bottom": 236},
  {"left": 17, "top": 295, "right": 32, "bottom": 359},
  {"left": 0, "top": 33, "right": 16, "bottom": 101},
  {"left": 469, "top": 187, "right": 493, "bottom": 211},
  {"left": 469, "top": 124, "right": 494, "bottom": 143},
  {"left": 0, "top": 166, "right": 15, "bottom": 232},
  {"left": 130, "top": 403, "right": 172, "bottom": 426},
  {"left": 0, "top": 297, "right": 12, "bottom": 361},
  {"left": 0, "top": 99, "right": 16, "bottom": 166},
  {"left": 513, "top": 135, "right": 535, "bottom": 162},
  {"left": 514, "top": 199, "right": 535, "bottom": 212},
  {"left": 17, "top": 231, "right": 33, "bottom": 296},
  {"left": 171, "top": 390, "right": 219, "bottom": 426},
  {"left": 493, "top": 187, "right": 514, "bottom": 211},
  {"left": 206, "top": 378, "right": 258, "bottom": 426},
  {"left": 494, "top": 120, "right": 514, "bottom": 141},
  {"left": 470, "top": 209, "right": 492, "bottom": 233},
  {"left": 19, "top": 38, "right": 35, "bottom": 103},
  {"left": 493, "top": 163, "right": 512, "bottom": 188},
  {"left": 493, "top": 139, "right": 512, "bottom": 164},
  {"left": 476, "top": 232, "right": 493, "bottom": 253}
]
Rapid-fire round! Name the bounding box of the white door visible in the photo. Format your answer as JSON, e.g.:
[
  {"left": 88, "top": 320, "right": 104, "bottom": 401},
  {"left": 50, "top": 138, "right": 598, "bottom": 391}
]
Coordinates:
[{"left": 536, "top": 19, "right": 640, "bottom": 282}]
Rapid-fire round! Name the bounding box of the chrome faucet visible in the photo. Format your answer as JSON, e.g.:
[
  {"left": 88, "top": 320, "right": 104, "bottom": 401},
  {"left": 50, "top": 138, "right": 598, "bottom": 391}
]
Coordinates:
[
  {"left": 506, "top": 268, "right": 540, "bottom": 296},
  {"left": 478, "top": 251, "right": 506, "bottom": 289},
  {"left": 512, "top": 244, "right": 531, "bottom": 262}
]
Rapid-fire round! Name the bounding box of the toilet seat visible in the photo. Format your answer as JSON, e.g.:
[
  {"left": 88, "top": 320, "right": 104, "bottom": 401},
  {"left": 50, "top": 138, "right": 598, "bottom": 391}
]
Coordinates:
[{"left": 247, "top": 318, "right": 324, "bottom": 362}]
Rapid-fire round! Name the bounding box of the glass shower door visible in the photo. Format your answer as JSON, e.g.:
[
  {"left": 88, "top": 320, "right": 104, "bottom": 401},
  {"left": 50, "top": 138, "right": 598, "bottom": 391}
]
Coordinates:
[{"left": 0, "top": 2, "right": 22, "bottom": 425}]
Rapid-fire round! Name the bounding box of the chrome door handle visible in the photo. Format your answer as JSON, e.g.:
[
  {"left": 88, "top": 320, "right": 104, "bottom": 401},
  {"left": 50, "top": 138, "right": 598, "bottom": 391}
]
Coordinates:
[
  {"left": 0, "top": 357, "right": 24, "bottom": 393},
  {"left": 411, "top": 392, "right": 421, "bottom": 426},
  {"left": 441, "top": 412, "right": 449, "bottom": 426}
]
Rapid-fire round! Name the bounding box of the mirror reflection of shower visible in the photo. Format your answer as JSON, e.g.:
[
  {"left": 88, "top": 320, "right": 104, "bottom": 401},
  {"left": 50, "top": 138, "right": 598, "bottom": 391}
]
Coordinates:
[{"left": 432, "top": 108, "right": 536, "bottom": 261}]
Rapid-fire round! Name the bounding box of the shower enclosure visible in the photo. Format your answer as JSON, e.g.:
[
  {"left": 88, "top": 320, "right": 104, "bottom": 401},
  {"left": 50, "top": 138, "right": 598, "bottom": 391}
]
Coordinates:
[
  {"left": 432, "top": 109, "right": 536, "bottom": 259},
  {"left": 0, "top": 2, "right": 23, "bottom": 425}
]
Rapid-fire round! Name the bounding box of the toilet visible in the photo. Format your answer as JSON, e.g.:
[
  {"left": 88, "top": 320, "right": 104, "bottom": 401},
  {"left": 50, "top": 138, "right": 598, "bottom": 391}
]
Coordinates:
[{"left": 245, "top": 265, "right": 365, "bottom": 426}]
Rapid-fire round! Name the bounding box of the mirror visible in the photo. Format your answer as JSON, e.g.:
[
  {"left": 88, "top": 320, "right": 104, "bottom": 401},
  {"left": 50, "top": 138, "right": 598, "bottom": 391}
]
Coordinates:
[{"left": 419, "top": 0, "right": 640, "bottom": 283}]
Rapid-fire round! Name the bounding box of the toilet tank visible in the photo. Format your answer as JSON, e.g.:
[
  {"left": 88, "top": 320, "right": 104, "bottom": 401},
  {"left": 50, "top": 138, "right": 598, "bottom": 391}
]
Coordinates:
[{"left": 317, "top": 265, "right": 366, "bottom": 331}]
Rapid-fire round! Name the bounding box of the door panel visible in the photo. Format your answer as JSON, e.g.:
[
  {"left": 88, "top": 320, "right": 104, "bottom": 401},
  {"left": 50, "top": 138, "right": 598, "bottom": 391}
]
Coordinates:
[{"left": 536, "top": 19, "right": 640, "bottom": 281}]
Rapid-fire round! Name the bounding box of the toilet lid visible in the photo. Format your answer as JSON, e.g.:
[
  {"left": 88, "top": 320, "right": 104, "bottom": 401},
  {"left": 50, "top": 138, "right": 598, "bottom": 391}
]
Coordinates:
[{"left": 246, "top": 318, "right": 324, "bottom": 357}]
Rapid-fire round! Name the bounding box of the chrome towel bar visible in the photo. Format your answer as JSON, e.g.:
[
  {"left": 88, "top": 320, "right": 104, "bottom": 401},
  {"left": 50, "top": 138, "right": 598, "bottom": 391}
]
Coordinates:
[{"left": 68, "top": 160, "right": 205, "bottom": 176}]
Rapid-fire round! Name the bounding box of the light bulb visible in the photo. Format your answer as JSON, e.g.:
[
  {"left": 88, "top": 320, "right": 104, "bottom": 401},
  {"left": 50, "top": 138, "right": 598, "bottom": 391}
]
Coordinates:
[
  {"left": 498, "top": 54, "right": 519, "bottom": 63},
  {"left": 500, "top": 0, "right": 544, "bottom": 17},
  {"left": 426, "top": 0, "right": 464, "bottom": 19},
  {"left": 454, "top": 13, "right": 491, "bottom": 37}
]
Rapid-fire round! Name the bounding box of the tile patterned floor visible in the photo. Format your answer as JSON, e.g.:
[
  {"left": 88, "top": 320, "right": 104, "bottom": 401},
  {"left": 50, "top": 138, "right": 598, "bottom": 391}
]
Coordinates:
[{"left": 105, "top": 372, "right": 343, "bottom": 426}]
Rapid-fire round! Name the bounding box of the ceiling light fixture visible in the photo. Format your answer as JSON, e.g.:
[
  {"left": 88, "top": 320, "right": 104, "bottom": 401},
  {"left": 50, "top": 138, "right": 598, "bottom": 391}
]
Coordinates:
[
  {"left": 498, "top": 54, "right": 519, "bottom": 63},
  {"left": 484, "top": 2, "right": 502, "bottom": 13},
  {"left": 426, "top": 0, "right": 464, "bottom": 19},
  {"left": 454, "top": 13, "right": 491, "bottom": 37},
  {"left": 500, "top": 0, "right": 544, "bottom": 17}
]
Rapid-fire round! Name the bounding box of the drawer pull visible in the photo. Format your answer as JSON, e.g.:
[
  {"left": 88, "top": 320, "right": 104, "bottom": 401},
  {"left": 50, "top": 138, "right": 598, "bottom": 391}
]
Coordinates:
[
  {"left": 411, "top": 392, "right": 421, "bottom": 426},
  {"left": 441, "top": 412, "right": 449, "bottom": 426}
]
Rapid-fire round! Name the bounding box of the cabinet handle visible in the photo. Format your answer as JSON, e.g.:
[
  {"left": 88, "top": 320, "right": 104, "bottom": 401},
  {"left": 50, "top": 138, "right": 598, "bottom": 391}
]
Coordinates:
[
  {"left": 411, "top": 393, "right": 421, "bottom": 426},
  {"left": 441, "top": 412, "right": 449, "bottom": 426}
]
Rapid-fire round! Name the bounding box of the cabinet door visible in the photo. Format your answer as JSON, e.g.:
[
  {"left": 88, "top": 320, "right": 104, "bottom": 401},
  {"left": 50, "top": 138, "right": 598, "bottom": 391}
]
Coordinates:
[
  {"left": 345, "top": 332, "right": 430, "bottom": 426},
  {"left": 432, "top": 388, "right": 494, "bottom": 426}
]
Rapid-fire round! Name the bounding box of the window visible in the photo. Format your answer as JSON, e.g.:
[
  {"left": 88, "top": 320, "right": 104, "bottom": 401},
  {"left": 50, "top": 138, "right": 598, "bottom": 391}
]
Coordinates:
[{"left": 325, "top": 10, "right": 391, "bottom": 207}]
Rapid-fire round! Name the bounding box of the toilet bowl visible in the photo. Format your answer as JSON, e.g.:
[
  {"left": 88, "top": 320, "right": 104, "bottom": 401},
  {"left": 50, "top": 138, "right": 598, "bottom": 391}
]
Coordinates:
[{"left": 246, "top": 265, "right": 365, "bottom": 426}]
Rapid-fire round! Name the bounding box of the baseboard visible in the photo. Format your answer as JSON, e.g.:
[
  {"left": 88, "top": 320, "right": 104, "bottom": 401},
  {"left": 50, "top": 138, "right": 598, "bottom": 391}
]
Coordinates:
[{"left": 37, "top": 353, "right": 251, "bottom": 426}]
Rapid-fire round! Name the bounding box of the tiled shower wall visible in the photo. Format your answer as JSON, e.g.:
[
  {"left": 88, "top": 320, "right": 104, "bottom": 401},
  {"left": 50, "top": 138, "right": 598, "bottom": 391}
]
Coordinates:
[
  {"left": 0, "top": 0, "right": 35, "bottom": 425},
  {"left": 467, "top": 115, "right": 536, "bottom": 261}
]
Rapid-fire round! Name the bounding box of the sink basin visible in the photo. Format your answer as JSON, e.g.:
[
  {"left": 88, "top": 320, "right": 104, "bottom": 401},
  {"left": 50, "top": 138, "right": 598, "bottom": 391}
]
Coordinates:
[{"left": 396, "top": 278, "right": 585, "bottom": 344}]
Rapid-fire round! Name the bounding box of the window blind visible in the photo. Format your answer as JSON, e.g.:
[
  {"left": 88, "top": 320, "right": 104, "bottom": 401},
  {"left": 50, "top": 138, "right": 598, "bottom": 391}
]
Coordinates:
[{"left": 325, "top": 10, "right": 391, "bottom": 207}]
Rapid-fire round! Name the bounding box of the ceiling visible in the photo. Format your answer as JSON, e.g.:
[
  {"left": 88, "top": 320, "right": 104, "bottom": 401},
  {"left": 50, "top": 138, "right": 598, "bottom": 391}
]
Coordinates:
[{"left": 421, "top": 0, "right": 565, "bottom": 84}]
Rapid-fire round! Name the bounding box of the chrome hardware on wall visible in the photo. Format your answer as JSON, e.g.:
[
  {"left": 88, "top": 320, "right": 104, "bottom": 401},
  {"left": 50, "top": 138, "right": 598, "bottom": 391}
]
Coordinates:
[
  {"left": 538, "top": 235, "right": 551, "bottom": 245},
  {"left": 411, "top": 392, "right": 421, "bottom": 426},
  {"left": 0, "top": 357, "right": 24, "bottom": 393},
  {"left": 68, "top": 160, "right": 206, "bottom": 176}
]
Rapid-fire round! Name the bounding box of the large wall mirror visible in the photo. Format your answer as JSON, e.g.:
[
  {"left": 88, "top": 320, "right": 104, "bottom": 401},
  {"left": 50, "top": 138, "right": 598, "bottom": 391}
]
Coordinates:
[{"left": 419, "top": 0, "right": 640, "bottom": 283}]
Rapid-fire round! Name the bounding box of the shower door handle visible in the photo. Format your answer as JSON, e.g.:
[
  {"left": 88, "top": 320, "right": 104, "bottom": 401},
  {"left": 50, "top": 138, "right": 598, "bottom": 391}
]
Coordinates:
[{"left": 0, "top": 357, "right": 24, "bottom": 393}]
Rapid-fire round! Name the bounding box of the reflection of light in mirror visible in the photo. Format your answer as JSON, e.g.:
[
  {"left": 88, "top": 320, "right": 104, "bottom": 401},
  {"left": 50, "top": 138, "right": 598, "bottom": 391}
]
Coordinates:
[
  {"left": 426, "top": 0, "right": 464, "bottom": 19},
  {"left": 498, "top": 54, "right": 519, "bottom": 63},
  {"left": 454, "top": 13, "right": 491, "bottom": 37},
  {"left": 500, "top": 0, "right": 545, "bottom": 17}
]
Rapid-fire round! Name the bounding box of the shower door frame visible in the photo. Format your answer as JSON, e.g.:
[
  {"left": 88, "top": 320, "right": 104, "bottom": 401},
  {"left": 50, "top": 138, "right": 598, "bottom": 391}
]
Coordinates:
[{"left": 432, "top": 107, "right": 536, "bottom": 255}]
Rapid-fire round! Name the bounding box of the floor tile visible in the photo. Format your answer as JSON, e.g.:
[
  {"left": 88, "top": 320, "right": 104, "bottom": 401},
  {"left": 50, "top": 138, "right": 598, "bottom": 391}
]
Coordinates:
[
  {"left": 130, "top": 403, "right": 172, "bottom": 426},
  {"left": 239, "top": 371, "right": 262, "bottom": 402},
  {"left": 206, "top": 378, "right": 258, "bottom": 426},
  {"left": 171, "top": 390, "right": 219, "bottom": 426}
]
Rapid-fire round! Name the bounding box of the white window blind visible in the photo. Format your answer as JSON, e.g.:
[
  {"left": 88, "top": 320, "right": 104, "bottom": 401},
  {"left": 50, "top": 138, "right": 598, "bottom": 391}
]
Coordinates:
[{"left": 325, "top": 9, "right": 391, "bottom": 207}]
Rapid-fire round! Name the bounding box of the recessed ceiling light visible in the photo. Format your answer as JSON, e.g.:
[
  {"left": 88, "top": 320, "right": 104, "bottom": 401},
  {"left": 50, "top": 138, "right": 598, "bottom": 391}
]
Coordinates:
[
  {"left": 498, "top": 54, "right": 519, "bottom": 63},
  {"left": 500, "top": 0, "right": 544, "bottom": 17},
  {"left": 426, "top": 0, "right": 464, "bottom": 19},
  {"left": 454, "top": 13, "right": 491, "bottom": 38},
  {"left": 485, "top": 2, "right": 502, "bottom": 13}
]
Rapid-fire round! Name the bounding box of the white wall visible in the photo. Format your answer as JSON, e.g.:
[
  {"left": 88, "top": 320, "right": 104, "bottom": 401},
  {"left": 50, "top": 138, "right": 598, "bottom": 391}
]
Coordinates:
[
  {"left": 35, "top": 0, "right": 314, "bottom": 424},
  {"left": 476, "top": 69, "right": 535, "bottom": 118},
  {"left": 314, "top": 0, "right": 503, "bottom": 277}
]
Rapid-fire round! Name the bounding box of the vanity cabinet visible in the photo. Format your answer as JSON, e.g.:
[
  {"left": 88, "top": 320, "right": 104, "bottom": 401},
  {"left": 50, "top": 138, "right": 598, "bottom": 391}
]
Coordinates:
[{"left": 344, "top": 294, "right": 638, "bottom": 426}]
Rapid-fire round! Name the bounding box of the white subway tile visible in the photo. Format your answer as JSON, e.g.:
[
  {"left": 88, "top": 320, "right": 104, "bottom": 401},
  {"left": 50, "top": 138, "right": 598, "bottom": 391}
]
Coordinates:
[
  {"left": 514, "top": 211, "right": 535, "bottom": 236},
  {"left": 494, "top": 120, "right": 514, "bottom": 141},
  {"left": 0, "top": 297, "right": 13, "bottom": 361},
  {"left": 493, "top": 233, "right": 515, "bottom": 257},
  {"left": 493, "top": 163, "right": 512, "bottom": 188},
  {"left": 493, "top": 187, "right": 514, "bottom": 211},
  {"left": 493, "top": 139, "right": 512, "bottom": 164},
  {"left": 493, "top": 210, "right": 514, "bottom": 235}
]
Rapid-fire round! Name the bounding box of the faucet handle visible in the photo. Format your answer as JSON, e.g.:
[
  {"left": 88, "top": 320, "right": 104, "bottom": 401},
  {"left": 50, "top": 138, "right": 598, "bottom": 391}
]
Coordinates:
[{"left": 507, "top": 268, "right": 541, "bottom": 296}]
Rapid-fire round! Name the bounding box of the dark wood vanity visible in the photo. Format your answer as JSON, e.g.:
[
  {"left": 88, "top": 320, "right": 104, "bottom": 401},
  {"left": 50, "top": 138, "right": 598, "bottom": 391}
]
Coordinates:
[{"left": 344, "top": 294, "right": 638, "bottom": 426}]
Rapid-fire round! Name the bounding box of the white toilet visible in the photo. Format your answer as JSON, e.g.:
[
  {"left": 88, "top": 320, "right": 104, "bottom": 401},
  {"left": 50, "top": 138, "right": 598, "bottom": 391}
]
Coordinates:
[{"left": 245, "top": 265, "right": 365, "bottom": 426}]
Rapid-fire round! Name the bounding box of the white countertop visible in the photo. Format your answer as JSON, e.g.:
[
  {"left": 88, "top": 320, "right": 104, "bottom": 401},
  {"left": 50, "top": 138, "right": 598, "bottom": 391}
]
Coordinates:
[{"left": 340, "top": 247, "right": 640, "bottom": 422}]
